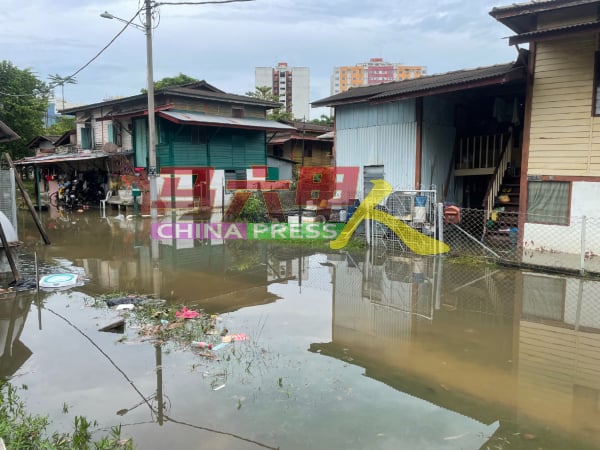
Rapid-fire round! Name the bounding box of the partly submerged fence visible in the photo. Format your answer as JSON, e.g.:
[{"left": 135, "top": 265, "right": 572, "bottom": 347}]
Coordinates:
[{"left": 370, "top": 205, "right": 600, "bottom": 276}]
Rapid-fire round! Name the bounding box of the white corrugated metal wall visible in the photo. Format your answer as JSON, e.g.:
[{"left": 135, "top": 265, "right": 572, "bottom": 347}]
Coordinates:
[
  {"left": 336, "top": 101, "right": 417, "bottom": 198},
  {"left": 336, "top": 96, "right": 459, "bottom": 202},
  {"left": 422, "top": 96, "right": 458, "bottom": 202}
]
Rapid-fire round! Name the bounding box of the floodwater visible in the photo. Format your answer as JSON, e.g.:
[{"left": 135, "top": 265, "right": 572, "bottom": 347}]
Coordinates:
[{"left": 2, "top": 208, "right": 600, "bottom": 449}]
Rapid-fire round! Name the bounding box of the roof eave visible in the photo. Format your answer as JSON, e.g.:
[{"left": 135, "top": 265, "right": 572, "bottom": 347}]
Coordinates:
[
  {"left": 373, "top": 67, "right": 527, "bottom": 103},
  {"left": 490, "top": 0, "right": 598, "bottom": 20},
  {"left": 507, "top": 21, "right": 600, "bottom": 45}
]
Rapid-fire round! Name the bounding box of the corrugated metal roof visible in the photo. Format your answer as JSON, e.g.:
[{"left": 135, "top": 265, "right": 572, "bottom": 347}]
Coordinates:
[
  {"left": 312, "top": 62, "right": 525, "bottom": 107},
  {"left": 489, "top": 0, "right": 600, "bottom": 34},
  {"left": 26, "top": 135, "right": 62, "bottom": 148},
  {"left": 14, "top": 151, "right": 108, "bottom": 166},
  {"left": 61, "top": 80, "right": 279, "bottom": 115},
  {"left": 507, "top": 19, "right": 600, "bottom": 44},
  {"left": 164, "top": 86, "right": 280, "bottom": 108},
  {"left": 490, "top": 0, "right": 596, "bottom": 17},
  {"left": 317, "top": 131, "right": 335, "bottom": 140},
  {"left": 269, "top": 134, "right": 325, "bottom": 144},
  {"left": 158, "top": 111, "right": 296, "bottom": 131}
]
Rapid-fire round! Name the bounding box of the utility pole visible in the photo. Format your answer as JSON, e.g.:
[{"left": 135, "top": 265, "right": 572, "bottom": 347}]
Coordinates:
[{"left": 145, "top": 0, "right": 158, "bottom": 219}]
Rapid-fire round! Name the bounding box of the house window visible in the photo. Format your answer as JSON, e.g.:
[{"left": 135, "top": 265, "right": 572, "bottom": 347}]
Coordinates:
[
  {"left": 594, "top": 51, "right": 600, "bottom": 115},
  {"left": 232, "top": 107, "right": 245, "bottom": 118},
  {"left": 273, "top": 145, "right": 283, "bottom": 157},
  {"left": 81, "top": 124, "right": 92, "bottom": 149},
  {"left": 108, "top": 121, "right": 122, "bottom": 146},
  {"left": 527, "top": 181, "right": 570, "bottom": 225}
]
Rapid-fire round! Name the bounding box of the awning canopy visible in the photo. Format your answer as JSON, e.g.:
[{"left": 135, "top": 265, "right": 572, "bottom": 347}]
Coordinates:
[
  {"left": 14, "top": 151, "right": 108, "bottom": 166},
  {"left": 158, "top": 110, "right": 296, "bottom": 132}
]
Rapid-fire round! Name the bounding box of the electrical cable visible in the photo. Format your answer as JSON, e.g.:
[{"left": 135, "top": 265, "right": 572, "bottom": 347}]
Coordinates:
[{"left": 44, "top": 305, "right": 279, "bottom": 450}]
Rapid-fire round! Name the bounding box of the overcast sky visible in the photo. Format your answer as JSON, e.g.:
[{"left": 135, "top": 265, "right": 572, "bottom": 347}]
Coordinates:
[{"left": 1, "top": 0, "right": 519, "bottom": 118}]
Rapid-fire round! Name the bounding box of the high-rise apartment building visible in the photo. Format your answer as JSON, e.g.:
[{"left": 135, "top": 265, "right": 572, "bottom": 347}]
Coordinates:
[
  {"left": 330, "top": 58, "right": 425, "bottom": 95},
  {"left": 255, "top": 62, "right": 311, "bottom": 120}
]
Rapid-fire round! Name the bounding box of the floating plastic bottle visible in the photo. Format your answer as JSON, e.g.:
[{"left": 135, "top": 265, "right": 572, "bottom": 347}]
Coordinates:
[{"left": 192, "top": 341, "right": 212, "bottom": 349}]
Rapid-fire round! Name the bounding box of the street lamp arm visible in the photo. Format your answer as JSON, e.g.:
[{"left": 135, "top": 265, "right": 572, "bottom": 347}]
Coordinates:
[{"left": 100, "top": 10, "right": 146, "bottom": 31}]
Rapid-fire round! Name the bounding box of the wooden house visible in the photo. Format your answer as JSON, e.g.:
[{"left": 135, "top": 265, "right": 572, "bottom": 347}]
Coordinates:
[
  {"left": 268, "top": 121, "right": 334, "bottom": 168},
  {"left": 61, "top": 81, "right": 295, "bottom": 213},
  {"left": 26, "top": 135, "right": 62, "bottom": 156},
  {"left": 490, "top": 0, "right": 600, "bottom": 257},
  {"left": 313, "top": 62, "right": 527, "bottom": 224}
]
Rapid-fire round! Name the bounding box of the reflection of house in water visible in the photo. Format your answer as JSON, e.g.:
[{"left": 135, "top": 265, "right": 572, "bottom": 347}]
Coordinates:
[
  {"left": 0, "top": 293, "right": 33, "bottom": 379},
  {"left": 518, "top": 273, "right": 600, "bottom": 440},
  {"left": 73, "top": 217, "right": 281, "bottom": 313},
  {"left": 267, "top": 250, "right": 310, "bottom": 283},
  {"left": 314, "top": 253, "right": 600, "bottom": 448}
]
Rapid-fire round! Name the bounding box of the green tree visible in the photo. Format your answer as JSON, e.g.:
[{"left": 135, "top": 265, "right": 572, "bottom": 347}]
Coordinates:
[
  {"left": 245, "top": 86, "right": 293, "bottom": 122},
  {"left": 141, "top": 73, "right": 199, "bottom": 93},
  {"left": 45, "top": 116, "right": 75, "bottom": 135},
  {"left": 310, "top": 114, "right": 334, "bottom": 127},
  {"left": 47, "top": 74, "right": 77, "bottom": 112},
  {"left": 0, "top": 61, "right": 49, "bottom": 158}
]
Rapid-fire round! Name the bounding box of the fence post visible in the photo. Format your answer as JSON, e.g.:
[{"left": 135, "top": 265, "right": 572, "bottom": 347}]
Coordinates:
[
  {"left": 580, "top": 215, "right": 586, "bottom": 275},
  {"left": 437, "top": 202, "right": 444, "bottom": 248}
]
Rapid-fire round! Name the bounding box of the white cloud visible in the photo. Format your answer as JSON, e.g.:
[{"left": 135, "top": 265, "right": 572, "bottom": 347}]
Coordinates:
[{"left": 1, "top": 0, "right": 517, "bottom": 113}]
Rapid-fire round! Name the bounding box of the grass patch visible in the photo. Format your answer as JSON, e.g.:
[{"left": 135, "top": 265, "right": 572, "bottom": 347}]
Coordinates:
[{"left": 0, "top": 382, "right": 133, "bottom": 449}]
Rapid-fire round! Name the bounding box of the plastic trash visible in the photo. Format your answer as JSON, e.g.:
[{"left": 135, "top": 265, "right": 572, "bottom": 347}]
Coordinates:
[
  {"left": 116, "top": 304, "right": 135, "bottom": 311},
  {"left": 191, "top": 341, "right": 213, "bottom": 349},
  {"left": 175, "top": 307, "right": 200, "bottom": 319},
  {"left": 212, "top": 342, "right": 229, "bottom": 351}
]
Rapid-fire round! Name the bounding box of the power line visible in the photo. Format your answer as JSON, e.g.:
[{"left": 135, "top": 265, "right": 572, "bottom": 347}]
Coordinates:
[
  {"left": 64, "top": 6, "right": 146, "bottom": 83},
  {"left": 0, "top": 7, "right": 144, "bottom": 99},
  {"left": 157, "top": 0, "right": 254, "bottom": 5}
]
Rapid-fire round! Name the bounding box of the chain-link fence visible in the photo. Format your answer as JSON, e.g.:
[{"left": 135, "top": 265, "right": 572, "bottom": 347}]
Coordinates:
[
  {"left": 218, "top": 184, "right": 600, "bottom": 277},
  {"left": 367, "top": 203, "right": 600, "bottom": 276}
]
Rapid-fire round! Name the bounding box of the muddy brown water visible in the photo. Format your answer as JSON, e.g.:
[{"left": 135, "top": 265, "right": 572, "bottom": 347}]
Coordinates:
[{"left": 1, "top": 209, "right": 600, "bottom": 449}]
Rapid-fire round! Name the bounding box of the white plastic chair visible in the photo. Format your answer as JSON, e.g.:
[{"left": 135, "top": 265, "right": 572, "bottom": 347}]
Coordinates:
[{"left": 100, "top": 190, "right": 112, "bottom": 216}]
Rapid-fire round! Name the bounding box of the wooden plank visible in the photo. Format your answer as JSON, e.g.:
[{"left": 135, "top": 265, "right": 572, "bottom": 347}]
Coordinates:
[
  {"left": 534, "top": 111, "right": 593, "bottom": 121},
  {"left": 530, "top": 126, "right": 592, "bottom": 135},
  {"left": 532, "top": 93, "right": 593, "bottom": 105},
  {"left": 530, "top": 118, "right": 591, "bottom": 129},
  {"left": 519, "top": 333, "right": 578, "bottom": 350},
  {"left": 532, "top": 102, "right": 592, "bottom": 112},
  {"left": 529, "top": 153, "right": 590, "bottom": 160},
  {"left": 536, "top": 36, "right": 595, "bottom": 53},
  {"left": 530, "top": 129, "right": 592, "bottom": 137},
  {"left": 527, "top": 168, "right": 595, "bottom": 175},
  {"left": 527, "top": 137, "right": 591, "bottom": 145},
  {"left": 534, "top": 65, "right": 594, "bottom": 77}
]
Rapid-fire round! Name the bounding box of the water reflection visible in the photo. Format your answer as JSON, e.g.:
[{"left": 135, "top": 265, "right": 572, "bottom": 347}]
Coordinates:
[
  {"left": 314, "top": 250, "right": 600, "bottom": 448},
  {"left": 0, "top": 292, "right": 33, "bottom": 379},
  {"left": 12, "top": 210, "right": 600, "bottom": 449}
]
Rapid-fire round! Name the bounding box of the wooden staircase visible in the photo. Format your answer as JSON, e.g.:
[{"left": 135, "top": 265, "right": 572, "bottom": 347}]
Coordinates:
[{"left": 483, "top": 169, "right": 521, "bottom": 245}]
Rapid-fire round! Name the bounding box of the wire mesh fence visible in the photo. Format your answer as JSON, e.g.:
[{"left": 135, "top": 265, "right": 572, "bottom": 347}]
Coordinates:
[{"left": 368, "top": 203, "right": 600, "bottom": 276}]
